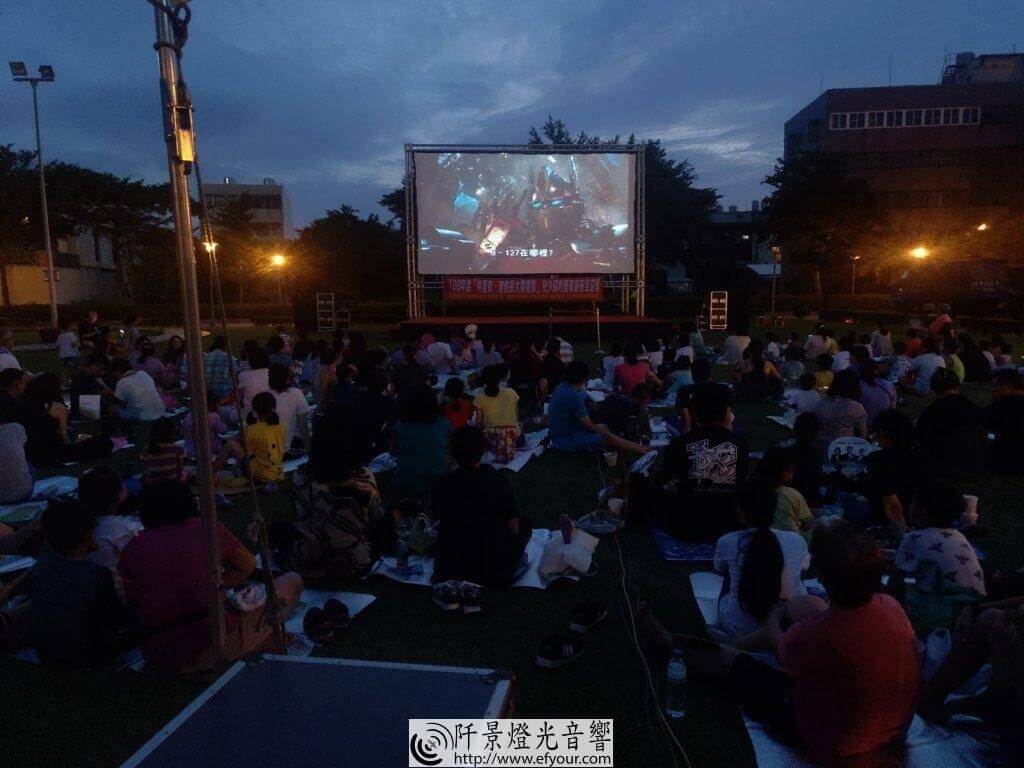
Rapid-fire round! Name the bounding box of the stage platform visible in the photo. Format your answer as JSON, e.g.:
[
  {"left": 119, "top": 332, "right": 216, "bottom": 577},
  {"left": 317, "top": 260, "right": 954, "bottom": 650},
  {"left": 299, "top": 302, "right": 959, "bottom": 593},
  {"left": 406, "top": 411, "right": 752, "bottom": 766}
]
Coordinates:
[{"left": 401, "top": 314, "right": 672, "bottom": 340}]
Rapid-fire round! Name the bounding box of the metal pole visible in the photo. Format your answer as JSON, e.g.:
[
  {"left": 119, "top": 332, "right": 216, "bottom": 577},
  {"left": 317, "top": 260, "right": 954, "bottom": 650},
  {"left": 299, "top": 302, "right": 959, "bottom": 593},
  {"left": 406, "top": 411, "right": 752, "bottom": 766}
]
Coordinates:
[
  {"left": 851, "top": 260, "right": 856, "bottom": 295},
  {"left": 31, "top": 81, "right": 59, "bottom": 328},
  {"left": 770, "top": 254, "right": 778, "bottom": 317},
  {"left": 594, "top": 304, "right": 604, "bottom": 354},
  {"left": 151, "top": 0, "right": 225, "bottom": 664}
]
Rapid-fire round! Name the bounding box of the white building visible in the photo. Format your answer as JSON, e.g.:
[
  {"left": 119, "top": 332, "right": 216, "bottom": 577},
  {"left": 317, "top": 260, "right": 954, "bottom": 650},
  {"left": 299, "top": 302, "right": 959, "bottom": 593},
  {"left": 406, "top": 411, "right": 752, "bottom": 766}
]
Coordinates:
[{"left": 202, "top": 177, "right": 294, "bottom": 239}]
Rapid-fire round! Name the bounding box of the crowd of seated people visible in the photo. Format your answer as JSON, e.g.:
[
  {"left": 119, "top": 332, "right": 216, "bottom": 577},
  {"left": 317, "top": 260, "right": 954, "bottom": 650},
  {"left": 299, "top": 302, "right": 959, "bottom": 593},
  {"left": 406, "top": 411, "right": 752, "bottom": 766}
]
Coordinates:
[{"left": 0, "top": 308, "right": 1020, "bottom": 764}]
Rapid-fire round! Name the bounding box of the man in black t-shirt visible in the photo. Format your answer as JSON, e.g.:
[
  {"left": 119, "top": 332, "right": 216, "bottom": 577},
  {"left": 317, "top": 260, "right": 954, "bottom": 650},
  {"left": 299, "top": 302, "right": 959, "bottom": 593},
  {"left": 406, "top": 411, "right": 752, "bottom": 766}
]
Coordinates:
[
  {"left": 595, "top": 384, "right": 652, "bottom": 442},
  {"left": 863, "top": 409, "right": 931, "bottom": 534},
  {"left": 662, "top": 383, "right": 748, "bottom": 541},
  {"left": 987, "top": 370, "right": 1024, "bottom": 476},
  {"left": 915, "top": 369, "right": 986, "bottom": 479},
  {"left": 78, "top": 310, "right": 99, "bottom": 351},
  {"left": 431, "top": 426, "right": 532, "bottom": 587}
]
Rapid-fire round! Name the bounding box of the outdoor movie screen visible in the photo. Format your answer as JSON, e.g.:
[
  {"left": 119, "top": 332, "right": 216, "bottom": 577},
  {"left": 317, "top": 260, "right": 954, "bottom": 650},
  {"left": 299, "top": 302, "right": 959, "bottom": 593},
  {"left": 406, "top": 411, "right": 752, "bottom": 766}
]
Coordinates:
[{"left": 413, "top": 149, "right": 637, "bottom": 275}]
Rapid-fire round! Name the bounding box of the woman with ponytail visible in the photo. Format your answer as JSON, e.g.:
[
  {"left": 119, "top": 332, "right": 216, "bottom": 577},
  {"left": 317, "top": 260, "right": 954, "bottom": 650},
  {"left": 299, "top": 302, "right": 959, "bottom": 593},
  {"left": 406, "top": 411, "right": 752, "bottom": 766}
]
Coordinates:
[
  {"left": 473, "top": 364, "right": 519, "bottom": 436},
  {"left": 713, "top": 477, "right": 811, "bottom": 638}
]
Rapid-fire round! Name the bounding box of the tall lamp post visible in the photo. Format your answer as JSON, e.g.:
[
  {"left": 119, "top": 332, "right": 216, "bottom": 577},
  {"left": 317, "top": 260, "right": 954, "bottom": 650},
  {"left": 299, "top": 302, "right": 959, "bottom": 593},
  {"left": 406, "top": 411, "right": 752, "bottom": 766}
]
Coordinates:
[
  {"left": 9, "top": 62, "right": 59, "bottom": 328},
  {"left": 850, "top": 255, "right": 860, "bottom": 295},
  {"left": 203, "top": 240, "right": 218, "bottom": 329},
  {"left": 271, "top": 253, "right": 286, "bottom": 303}
]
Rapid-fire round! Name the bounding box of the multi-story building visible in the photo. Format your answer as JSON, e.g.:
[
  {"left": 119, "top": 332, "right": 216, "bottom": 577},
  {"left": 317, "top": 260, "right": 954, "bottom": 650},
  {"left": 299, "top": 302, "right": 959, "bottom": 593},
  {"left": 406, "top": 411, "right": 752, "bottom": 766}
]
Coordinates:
[
  {"left": 784, "top": 52, "right": 1024, "bottom": 228},
  {"left": 202, "top": 177, "right": 293, "bottom": 239}
]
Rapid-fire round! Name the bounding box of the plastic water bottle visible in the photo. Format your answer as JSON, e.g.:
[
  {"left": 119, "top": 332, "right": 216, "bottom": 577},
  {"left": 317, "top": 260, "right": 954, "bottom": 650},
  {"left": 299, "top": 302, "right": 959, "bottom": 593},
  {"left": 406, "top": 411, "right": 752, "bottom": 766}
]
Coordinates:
[
  {"left": 395, "top": 518, "right": 411, "bottom": 573},
  {"left": 666, "top": 650, "right": 687, "bottom": 718}
]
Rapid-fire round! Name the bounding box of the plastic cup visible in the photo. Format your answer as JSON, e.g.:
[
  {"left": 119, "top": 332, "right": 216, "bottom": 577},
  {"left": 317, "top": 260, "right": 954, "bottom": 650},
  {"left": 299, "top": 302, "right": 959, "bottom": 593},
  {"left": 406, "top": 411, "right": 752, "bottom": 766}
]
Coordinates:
[
  {"left": 608, "top": 498, "right": 625, "bottom": 517},
  {"left": 961, "top": 494, "right": 979, "bottom": 527},
  {"left": 604, "top": 451, "right": 618, "bottom": 467}
]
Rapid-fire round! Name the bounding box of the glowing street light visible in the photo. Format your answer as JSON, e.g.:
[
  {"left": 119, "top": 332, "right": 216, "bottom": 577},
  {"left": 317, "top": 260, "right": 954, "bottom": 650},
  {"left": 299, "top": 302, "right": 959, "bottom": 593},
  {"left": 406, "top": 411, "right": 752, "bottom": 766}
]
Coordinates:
[
  {"left": 976, "top": 223, "right": 988, "bottom": 231},
  {"left": 270, "top": 253, "right": 287, "bottom": 302},
  {"left": 203, "top": 240, "right": 217, "bottom": 254},
  {"left": 909, "top": 246, "right": 930, "bottom": 260}
]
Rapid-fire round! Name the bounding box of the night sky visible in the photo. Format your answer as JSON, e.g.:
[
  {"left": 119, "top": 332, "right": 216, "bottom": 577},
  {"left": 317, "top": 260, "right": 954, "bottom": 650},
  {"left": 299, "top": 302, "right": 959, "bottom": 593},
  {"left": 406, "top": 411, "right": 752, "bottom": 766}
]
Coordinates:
[{"left": 3, "top": 1, "right": 1022, "bottom": 229}]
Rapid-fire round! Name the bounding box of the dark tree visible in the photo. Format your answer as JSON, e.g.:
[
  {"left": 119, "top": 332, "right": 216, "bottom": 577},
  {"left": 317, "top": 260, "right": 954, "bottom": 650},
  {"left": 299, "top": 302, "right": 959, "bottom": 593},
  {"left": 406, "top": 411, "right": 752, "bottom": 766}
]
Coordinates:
[{"left": 763, "top": 150, "right": 881, "bottom": 308}]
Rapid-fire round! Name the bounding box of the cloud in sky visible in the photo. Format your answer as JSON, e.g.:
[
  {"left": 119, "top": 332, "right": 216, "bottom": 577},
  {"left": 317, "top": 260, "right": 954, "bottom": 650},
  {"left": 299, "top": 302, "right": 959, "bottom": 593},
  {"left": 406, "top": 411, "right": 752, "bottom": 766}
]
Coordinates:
[{"left": 3, "top": 0, "right": 1022, "bottom": 225}]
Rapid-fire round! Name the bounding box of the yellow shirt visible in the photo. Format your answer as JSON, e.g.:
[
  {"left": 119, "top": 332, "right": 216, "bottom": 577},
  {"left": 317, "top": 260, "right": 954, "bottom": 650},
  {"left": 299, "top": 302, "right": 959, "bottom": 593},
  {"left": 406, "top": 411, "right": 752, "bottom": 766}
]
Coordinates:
[
  {"left": 815, "top": 370, "right": 834, "bottom": 392},
  {"left": 473, "top": 388, "right": 520, "bottom": 430},
  {"left": 774, "top": 485, "right": 812, "bottom": 533},
  {"left": 245, "top": 420, "right": 284, "bottom": 483}
]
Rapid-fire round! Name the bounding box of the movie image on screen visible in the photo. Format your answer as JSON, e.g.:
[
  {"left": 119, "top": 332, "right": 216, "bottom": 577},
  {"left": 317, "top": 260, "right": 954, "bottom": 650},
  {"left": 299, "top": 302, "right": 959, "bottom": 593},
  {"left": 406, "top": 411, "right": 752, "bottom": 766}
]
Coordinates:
[{"left": 414, "top": 150, "right": 636, "bottom": 275}]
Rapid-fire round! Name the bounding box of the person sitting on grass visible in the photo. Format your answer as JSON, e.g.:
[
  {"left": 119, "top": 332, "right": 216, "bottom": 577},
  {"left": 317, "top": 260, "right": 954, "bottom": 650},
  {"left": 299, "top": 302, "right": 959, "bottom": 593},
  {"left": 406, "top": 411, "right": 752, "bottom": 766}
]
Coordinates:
[
  {"left": 312, "top": 348, "right": 338, "bottom": 413},
  {"left": 809, "top": 369, "right": 867, "bottom": 455},
  {"left": 663, "top": 355, "right": 694, "bottom": 399},
  {"left": 915, "top": 368, "right": 987, "bottom": 479},
  {"left": 903, "top": 337, "right": 946, "bottom": 395},
  {"left": 69, "top": 352, "right": 112, "bottom": 420},
  {"left": 56, "top": 318, "right": 79, "bottom": 368},
  {"left": 440, "top": 376, "right": 474, "bottom": 430},
  {"left": 595, "top": 383, "right": 653, "bottom": 443},
  {"left": 896, "top": 481, "right": 985, "bottom": 596},
  {"left": 16, "top": 499, "right": 126, "bottom": 667},
  {"left": 473, "top": 364, "right": 520, "bottom": 437},
  {"left": 118, "top": 480, "right": 303, "bottom": 674},
  {"left": 987, "top": 369, "right": 1024, "bottom": 476},
  {"left": 758, "top": 446, "right": 814, "bottom": 536},
  {"left": 661, "top": 383, "right": 748, "bottom": 541},
  {"left": 273, "top": 418, "right": 384, "bottom": 579},
  {"left": 391, "top": 384, "right": 451, "bottom": 497},
  {"left": 778, "top": 346, "right": 805, "bottom": 382},
  {"left": 613, "top": 342, "right": 661, "bottom": 395},
  {"left": 602, "top": 341, "right": 625, "bottom": 388},
  {"left": 712, "top": 477, "right": 812, "bottom": 640},
  {"left": 734, "top": 340, "right": 783, "bottom": 400},
  {"left": 182, "top": 390, "right": 246, "bottom": 471},
  {"left": 883, "top": 340, "right": 913, "bottom": 385},
  {"left": 862, "top": 409, "right": 929, "bottom": 535},
  {"left": 856, "top": 357, "right": 897, "bottom": 425},
  {"left": 267, "top": 363, "right": 311, "bottom": 455},
  {"left": 24, "top": 372, "right": 113, "bottom": 465},
  {"left": 77, "top": 466, "right": 141, "bottom": 603},
  {"left": 110, "top": 358, "right": 166, "bottom": 424},
  {"left": 813, "top": 353, "right": 834, "bottom": 392},
  {"left": 547, "top": 361, "right": 652, "bottom": 455},
  {"left": 641, "top": 519, "right": 920, "bottom": 759},
  {"left": 0, "top": 418, "right": 33, "bottom": 506},
  {"left": 782, "top": 412, "right": 825, "bottom": 508},
  {"left": 432, "top": 426, "right": 533, "bottom": 591},
  {"left": 787, "top": 372, "right": 820, "bottom": 414},
  {"left": 140, "top": 418, "right": 187, "bottom": 485},
  {"left": 245, "top": 391, "right": 285, "bottom": 492},
  {"left": 539, "top": 338, "right": 566, "bottom": 394}
]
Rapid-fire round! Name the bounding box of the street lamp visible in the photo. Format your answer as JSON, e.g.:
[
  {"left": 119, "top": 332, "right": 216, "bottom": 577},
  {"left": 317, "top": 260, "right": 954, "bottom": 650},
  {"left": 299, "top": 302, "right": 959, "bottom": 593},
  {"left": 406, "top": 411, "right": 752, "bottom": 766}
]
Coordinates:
[
  {"left": 270, "top": 253, "right": 286, "bottom": 302},
  {"left": 203, "top": 241, "right": 218, "bottom": 329},
  {"left": 976, "top": 223, "right": 988, "bottom": 232},
  {"left": 10, "top": 61, "right": 58, "bottom": 328},
  {"left": 850, "top": 255, "right": 860, "bottom": 295},
  {"left": 909, "top": 246, "right": 930, "bottom": 260}
]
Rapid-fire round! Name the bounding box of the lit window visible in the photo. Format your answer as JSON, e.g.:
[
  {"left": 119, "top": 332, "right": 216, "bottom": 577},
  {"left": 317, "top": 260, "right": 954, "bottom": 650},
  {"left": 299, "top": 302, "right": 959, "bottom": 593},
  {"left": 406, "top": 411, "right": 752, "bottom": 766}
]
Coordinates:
[
  {"left": 943, "top": 108, "right": 960, "bottom": 125},
  {"left": 848, "top": 112, "right": 866, "bottom": 128},
  {"left": 868, "top": 111, "right": 885, "bottom": 128},
  {"left": 886, "top": 110, "right": 904, "bottom": 127},
  {"left": 906, "top": 109, "right": 923, "bottom": 126}
]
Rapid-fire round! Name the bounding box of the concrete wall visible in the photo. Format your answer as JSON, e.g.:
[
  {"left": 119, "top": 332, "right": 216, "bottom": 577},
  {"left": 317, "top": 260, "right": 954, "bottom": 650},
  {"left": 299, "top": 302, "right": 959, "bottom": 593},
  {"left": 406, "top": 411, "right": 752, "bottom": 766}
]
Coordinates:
[{"left": 3, "top": 264, "right": 117, "bottom": 306}]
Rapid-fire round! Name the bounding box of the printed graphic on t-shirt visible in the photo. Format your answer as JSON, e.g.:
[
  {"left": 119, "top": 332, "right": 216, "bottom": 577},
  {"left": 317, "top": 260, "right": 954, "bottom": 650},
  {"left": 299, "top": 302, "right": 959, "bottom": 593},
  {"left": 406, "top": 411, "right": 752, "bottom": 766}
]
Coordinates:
[{"left": 686, "top": 439, "right": 738, "bottom": 489}]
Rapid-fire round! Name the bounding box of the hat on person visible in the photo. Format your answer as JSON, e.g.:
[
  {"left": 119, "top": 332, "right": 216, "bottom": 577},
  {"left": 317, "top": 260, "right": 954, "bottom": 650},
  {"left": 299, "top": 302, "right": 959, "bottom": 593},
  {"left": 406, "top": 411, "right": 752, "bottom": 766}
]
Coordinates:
[{"left": 464, "top": 324, "right": 478, "bottom": 339}]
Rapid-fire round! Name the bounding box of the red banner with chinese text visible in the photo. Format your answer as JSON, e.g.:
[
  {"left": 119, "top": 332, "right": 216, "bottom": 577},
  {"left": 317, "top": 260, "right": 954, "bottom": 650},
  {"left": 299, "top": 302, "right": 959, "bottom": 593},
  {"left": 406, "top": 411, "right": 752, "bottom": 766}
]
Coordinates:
[{"left": 443, "top": 276, "right": 603, "bottom": 302}]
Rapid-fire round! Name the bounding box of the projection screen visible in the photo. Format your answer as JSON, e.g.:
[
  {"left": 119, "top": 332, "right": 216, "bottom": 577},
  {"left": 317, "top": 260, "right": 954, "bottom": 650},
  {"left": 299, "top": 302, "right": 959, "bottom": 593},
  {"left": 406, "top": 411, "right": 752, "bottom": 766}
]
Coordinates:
[{"left": 412, "top": 148, "right": 638, "bottom": 275}]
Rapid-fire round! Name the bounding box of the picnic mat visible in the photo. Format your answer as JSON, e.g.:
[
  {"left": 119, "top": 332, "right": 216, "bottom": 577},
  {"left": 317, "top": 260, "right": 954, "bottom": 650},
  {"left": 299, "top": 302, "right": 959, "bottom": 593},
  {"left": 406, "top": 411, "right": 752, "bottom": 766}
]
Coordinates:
[
  {"left": 0, "top": 476, "right": 78, "bottom": 524},
  {"left": 368, "top": 529, "right": 579, "bottom": 590},
  {"left": 367, "top": 430, "right": 548, "bottom": 476},
  {"left": 744, "top": 712, "right": 999, "bottom": 768},
  {"left": 767, "top": 412, "right": 797, "bottom": 430},
  {"left": 689, "top": 572, "right": 826, "bottom": 628},
  {"left": 647, "top": 518, "right": 715, "bottom": 562},
  {"left": 0, "top": 555, "right": 36, "bottom": 575},
  {"left": 284, "top": 589, "right": 377, "bottom": 654}
]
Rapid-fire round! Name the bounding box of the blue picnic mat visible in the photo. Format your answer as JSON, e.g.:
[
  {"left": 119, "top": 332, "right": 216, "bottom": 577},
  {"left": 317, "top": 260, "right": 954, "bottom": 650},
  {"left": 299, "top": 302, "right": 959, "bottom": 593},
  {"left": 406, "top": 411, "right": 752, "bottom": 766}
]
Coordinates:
[{"left": 647, "top": 519, "right": 715, "bottom": 562}]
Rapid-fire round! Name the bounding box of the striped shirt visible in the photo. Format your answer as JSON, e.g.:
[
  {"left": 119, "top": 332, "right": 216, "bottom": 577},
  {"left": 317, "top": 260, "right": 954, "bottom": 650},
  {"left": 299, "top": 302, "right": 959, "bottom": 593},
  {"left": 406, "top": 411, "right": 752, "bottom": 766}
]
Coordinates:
[{"left": 140, "top": 443, "right": 186, "bottom": 484}]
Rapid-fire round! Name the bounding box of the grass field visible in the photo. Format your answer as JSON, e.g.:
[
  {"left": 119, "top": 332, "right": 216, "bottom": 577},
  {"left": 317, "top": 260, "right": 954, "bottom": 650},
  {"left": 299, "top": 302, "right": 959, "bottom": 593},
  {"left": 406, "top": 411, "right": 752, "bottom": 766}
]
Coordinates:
[{"left": 2, "top": 320, "right": 1022, "bottom": 767}]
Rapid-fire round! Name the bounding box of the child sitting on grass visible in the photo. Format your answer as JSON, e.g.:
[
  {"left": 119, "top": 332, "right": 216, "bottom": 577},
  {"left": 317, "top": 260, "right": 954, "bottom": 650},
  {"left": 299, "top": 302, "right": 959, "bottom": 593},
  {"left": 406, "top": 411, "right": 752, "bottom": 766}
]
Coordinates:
[
  {"left": 140, "top": 418, "right": 187, "bottom": 485},
  {"left": 77, "top": 466, "right": 142, "bottom": 603},
  {"left": 56, "top": 319, "right": 80, "bottom": 367},
  {"left": 245, "top": 391, "right": 284, "bottom": 492},
  {"left": 788, "top": 373, "right": 821, "bottom": 413},
  {"left": 181, "top": 390, "right": 246, "bottom": 471},
  {"left": 440, "top": 377, "right": 474, "bottom": 430},
  {"left": 758, "top": 446, "right": 815, "bottom": 536},
  {"left": 814, "top": 353, "right": 834, "bottom": 392}
]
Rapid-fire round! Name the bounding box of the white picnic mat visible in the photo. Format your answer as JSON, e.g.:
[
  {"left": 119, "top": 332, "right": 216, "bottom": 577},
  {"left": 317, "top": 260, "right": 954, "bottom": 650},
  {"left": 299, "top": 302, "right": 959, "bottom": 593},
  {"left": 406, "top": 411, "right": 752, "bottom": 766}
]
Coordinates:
[
  {"left": 283, "top": 589, "right": 376, "bottom": 635},
  {"left": 767, "top": 412, "right": 797, "bottom": 430},
  {"left": 0, "top": 476, "right": 78, "bottom": 523},
  {"left": 368, "top": 528, "right": 579, "bottom": 590}
]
